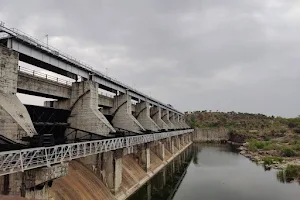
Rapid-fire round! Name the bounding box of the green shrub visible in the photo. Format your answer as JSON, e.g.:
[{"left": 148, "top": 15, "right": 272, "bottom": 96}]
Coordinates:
[
  {"left": 285, "top": 165, "right": 300, "bottom": 180},
  {"left": 248, "top": 140, "right": 278, "bottom": 151},
  {"left": 263, "top": 156, "right": 283, "bottom": 165},
  {"left": 281, "top": 147, "right": 297, "bottom": 157}
]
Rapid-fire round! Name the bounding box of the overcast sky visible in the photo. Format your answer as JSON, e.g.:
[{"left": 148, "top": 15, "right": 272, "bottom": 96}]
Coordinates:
[{"left": 1, "top": 0, "right": 299, "bottom": 117}]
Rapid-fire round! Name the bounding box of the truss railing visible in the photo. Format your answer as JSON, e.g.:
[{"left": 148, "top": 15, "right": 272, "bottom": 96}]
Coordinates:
[{"left": 0, "top": 129, "right": 193, "bottom": 176}]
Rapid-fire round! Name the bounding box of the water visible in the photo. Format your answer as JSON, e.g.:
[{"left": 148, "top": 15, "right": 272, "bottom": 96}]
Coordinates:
[{"left": 129, "top": 144, "right": 300, "bottom": 200}]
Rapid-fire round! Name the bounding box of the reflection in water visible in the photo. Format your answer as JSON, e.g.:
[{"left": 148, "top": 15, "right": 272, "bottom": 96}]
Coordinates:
[
  {"left": 129, "top": 144, "right": 300, "bottom": 200},
  {"left": 129, "top": 146, "right": 194, "bottom": 200}
]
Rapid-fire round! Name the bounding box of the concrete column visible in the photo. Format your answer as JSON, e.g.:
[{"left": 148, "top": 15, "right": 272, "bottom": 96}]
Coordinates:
[
  {"left": 179, "top": 135, "right": 185, "bottom": 146},
  {"left": 102, "top": 149, "right": 123, "bottom": 195},
  {"left": 0, "top": 46, "right": 37, "bottom": 144},
  {"left": 150, "top": 106, "right": 169, "bottom": 130},
  {"left": 135, "top": 101, "right": 160, "bottom": 132},
  {"left": 161, "top": 109, "right": 175, "bottom": 129},
  {"left": 174, "top": 136, "right": 181, "bottom": 150},
  {"left": 66, "top": 81, "right": 115, "bottom": 139},
  {"left": 135, "top": 143, "right": 151, "bottom": 172},
  {"left": 111, "top": 93, "right": 145, "bottom": 134},
  {"left": 152, "top": 141, "right": 165, "bottom": 161},
  {"left": 164, "top": 138, "right": 174, "bottom": 154}
]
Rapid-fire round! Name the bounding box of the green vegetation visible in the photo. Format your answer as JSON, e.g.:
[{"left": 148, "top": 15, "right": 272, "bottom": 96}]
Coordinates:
[
  {"left": 277, "top": 165, "right": 300, "bottom": 183},
  {"left": 263, "top": 156, "right": 283, "bottom": 165},
  {"left": 281, "top": 147, "right": 297, "bottom": 157},
  {"left": 285, "top": 165, "right": 300, "bottom": 180},
  {"left": 248, "top": 140, "right": 279, "bottom": 151}
]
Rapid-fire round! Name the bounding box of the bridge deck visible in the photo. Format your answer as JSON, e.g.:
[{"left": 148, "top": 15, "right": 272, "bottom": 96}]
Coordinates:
[{"left": 0, "top": 24, "right": 182, "bottom": 115}]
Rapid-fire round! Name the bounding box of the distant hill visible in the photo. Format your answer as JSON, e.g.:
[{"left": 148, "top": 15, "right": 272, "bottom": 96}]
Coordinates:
[{"left": 185, "top": 111, "right": 300, "bottom": 135}]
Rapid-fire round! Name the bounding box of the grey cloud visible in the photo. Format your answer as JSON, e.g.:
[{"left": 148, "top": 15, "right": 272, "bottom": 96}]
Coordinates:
[{"left": 1, "top": 0, "right": 299, "bottom": 117}]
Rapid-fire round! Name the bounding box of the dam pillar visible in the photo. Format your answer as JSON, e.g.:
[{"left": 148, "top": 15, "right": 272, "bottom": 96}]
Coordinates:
[
  {"left": 170, "top": 112, "right": 181, "bottom": 129},
  {"left": 66, "top": 80, "right": 116, "bottom": 140},
  {"left": 174, "top": 136, "right": 181, "bottom": 150},
  {"left": 152, "top": 141, "right": 165, "bottom": 161},
  {"left": 102, "top": 149, "right": 123, "bottom": 195},
  {"left": 135, "top": 101, "right": 160, "bottom": 132},
  {"left": 164, "top": 137, "right": 174, "bottom": 154},
  {"left": 162, "top": 109, "right": 175, "bottom": 129},
  {"left": 180, "top": 135, "right": 185, "bottom": 146},
  {"left": 111, "top": 93, "right": 145, "bottom": 134},
  {"left": 0, "top": 46, "right": 37, "bottom": 144},
  {"left": 150, "top": 106, "right": 169, "bottom": 130},
  {"left": 135, "top": 143, "right": 151, "bottom": 172}
]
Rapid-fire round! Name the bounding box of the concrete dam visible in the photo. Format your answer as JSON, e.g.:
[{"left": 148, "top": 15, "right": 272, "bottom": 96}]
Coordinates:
[{"left": 0, "top": 24, "right": 194, "bottom": 199}]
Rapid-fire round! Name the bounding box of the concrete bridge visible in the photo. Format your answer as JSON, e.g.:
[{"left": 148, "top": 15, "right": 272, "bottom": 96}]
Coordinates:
[{"left": 0, "top": 24, "right": 193, "bottom": 199}]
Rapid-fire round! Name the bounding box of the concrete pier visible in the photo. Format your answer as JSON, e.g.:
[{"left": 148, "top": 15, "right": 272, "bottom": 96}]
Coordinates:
[
  {"left": 111, "top": 93, "right": 145, "bottom": 134},
  {"left": 66, "top": 81, "right": 116, "bottom": 138},
  {"left": 135, "top": 101, "right": 160, "bottom": 132},
  {"left": 150, "top": 106, "right": 169, "bottom": 130}
]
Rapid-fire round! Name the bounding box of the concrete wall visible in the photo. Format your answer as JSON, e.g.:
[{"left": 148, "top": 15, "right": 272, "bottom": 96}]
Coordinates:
[{"left": 192, "top": 128, "right": 229, "bottom": 142}]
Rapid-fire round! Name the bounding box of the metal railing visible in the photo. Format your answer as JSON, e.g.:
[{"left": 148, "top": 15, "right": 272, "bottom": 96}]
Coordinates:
[
  {"left": 18, "top": 66, "right": 72, "bottom": 86},
  {"left": 0, "top": 23, "right": 182, "bottom": 114},
  {"left": 0, "top": 129, "right": 193, "bottom": 176}
]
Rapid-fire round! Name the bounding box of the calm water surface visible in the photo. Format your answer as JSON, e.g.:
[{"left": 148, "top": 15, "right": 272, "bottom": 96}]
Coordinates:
[{"left": 129, "top": 144, "right": 300, "bottom": 200}]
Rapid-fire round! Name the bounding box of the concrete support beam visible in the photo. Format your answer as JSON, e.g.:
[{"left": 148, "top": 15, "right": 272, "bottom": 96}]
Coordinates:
[
  {"left": 111, "top": 93, "right": 145, "bottom": 134},
  {"left": 150, "top": 106, "right": 169, "bottom": 130},
  {"left": 0, "top": 46, "right": 37, "bottom": 143},
  {"left": 152, "top": 141, "right": 165, "bottom": 161},
  {"left": 161, "top": 109, "right": 175, "bottom": 129},
  {"left": 66, "top": 81, "right": 115, "bottom": 138},
  {"left": 102, "top": 149, "right": 123, "bottom": 195},
  {"left": 135, "top": 101, "right": 160, "bottom": 132},
  {"left": 17, "top": 72, "right": 71, "bottom": 99},
  {"left": 135, "top": 143, "right": 151, "bottom": 172}
]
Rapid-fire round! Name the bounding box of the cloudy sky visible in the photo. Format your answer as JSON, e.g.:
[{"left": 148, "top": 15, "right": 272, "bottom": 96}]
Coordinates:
[{"left": 1, "top": 0, "right": 299, "bottom": 117}]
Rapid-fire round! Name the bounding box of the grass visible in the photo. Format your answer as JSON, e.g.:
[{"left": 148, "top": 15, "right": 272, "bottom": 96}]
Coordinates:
[{"left": 248, "top": 140, "right": 279, "bottom": 151}]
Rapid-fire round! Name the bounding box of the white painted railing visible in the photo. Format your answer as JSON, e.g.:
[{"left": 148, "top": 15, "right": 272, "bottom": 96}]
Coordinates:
[{"left": 0, "top": 129, "right": 193, "bottom": 176}]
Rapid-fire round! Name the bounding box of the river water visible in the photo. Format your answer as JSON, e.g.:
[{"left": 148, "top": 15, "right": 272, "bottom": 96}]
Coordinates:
[{"left": 129, "top": 144, "right": 300, "bottom": 200}]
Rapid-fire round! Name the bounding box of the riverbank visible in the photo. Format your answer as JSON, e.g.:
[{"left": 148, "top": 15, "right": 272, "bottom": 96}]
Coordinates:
[{"left": 186, "top": 111, "right": 300, "bottom": 182}]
